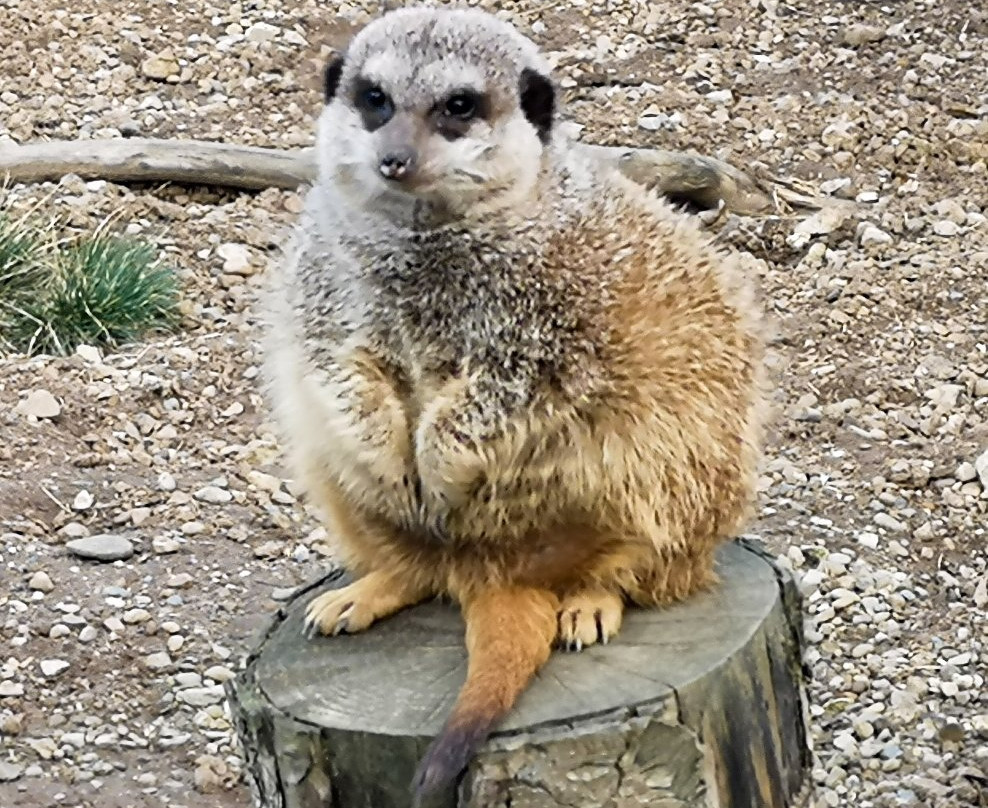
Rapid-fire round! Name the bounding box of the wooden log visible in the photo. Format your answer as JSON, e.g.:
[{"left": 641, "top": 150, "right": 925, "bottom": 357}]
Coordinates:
[
  {"left": 0, "top": 139, "right": 318, "bottom": 192},
  {"left": 225, "top": 540, "right": 811, "bottom": 808},
  {"left": 0, "top": 137, "right": 822, "bottom": 216}
]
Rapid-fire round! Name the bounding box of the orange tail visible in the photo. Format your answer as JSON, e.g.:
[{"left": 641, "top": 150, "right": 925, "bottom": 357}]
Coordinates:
[{"left": 411, "top": 586, "right": 559, "bottom": 802}]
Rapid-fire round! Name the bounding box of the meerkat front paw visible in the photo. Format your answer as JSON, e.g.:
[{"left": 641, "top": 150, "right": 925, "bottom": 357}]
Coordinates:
[
  {"left": 415, "top": 382, "right": 489, "bottom": 511},
  {"left": 303, "top": 571, "right": 430, "bottom": 638},
  {"left": 556, "top": 589, "right": 624, "bottom": 651}
]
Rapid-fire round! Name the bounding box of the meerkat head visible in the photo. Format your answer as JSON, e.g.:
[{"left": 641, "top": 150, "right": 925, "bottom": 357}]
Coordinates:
[{"left": 314, "top": 6, "right": 557, "bottom": 222}]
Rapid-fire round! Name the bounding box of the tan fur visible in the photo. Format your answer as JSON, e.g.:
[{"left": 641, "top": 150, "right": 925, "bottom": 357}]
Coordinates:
[{"left": 259, "top": 4, "right": 769, "bottom": 799}]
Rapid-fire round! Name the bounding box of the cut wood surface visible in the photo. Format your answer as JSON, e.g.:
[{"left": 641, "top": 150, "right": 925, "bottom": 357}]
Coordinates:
[
  {"left": 0, "top": 137, "right": 823, "bottom": 216},
  {"left": 226, "top": 540, "right": 811, "bottom": 808}
]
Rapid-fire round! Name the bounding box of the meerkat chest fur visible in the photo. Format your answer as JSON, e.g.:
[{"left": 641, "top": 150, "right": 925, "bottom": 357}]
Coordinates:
[{"left": 295, "top": 173, "right": 606, "bottom": 419}]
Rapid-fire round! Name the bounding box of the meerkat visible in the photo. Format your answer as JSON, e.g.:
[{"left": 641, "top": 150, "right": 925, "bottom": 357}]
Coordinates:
[{"left": 259, "top": 4, "right": 769, "bottom": 801}]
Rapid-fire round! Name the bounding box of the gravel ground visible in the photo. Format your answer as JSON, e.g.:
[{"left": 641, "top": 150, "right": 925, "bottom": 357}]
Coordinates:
[{"left": 1, "top": 1, "right": 986, "bottom": 807}]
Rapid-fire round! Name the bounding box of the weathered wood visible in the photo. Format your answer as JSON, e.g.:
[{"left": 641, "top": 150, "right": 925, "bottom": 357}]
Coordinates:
[
  {"left": 0, "top": 138, "right": 317, "bottom": 192},
  {"left": 226, "top": 540, "right": 811, "bottom": 808},
  {"left": 0, "top": 137, "right": 821, "bottom": 216}
]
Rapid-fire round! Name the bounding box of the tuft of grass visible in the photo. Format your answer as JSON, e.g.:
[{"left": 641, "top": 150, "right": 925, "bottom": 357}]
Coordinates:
[
  {"left": 0, "top": 211, "right": 47, "bottom": 304},
  {"left": 0, "top": 208, "right": 181, "bottom": 357},
  {"left": 4, "top": 232, "right": 181, "bottom": 356}
]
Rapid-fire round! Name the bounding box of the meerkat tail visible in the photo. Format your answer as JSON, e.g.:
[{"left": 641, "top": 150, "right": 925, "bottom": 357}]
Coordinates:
[{"left": 411, "top": 586, "right": 559, "bottom": 801}]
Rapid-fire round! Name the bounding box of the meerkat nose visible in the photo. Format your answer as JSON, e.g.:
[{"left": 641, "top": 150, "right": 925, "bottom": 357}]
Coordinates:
[{"left": 379, "top": 149, "right": 417, "bottom": 181}]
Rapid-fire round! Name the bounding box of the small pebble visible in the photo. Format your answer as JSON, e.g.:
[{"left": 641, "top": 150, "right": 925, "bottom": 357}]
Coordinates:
[
  {"left": 123, "top": 608, "right": 151, "bottom": 624},
  {"left": 40, "top": 659, "right": 70, "bottom": 677},
  {"left": 28, "top": 571, "right": 54, "bottom": 593},
  {"left": 144, "top": 652, "right": 172, "bottom": 670}
]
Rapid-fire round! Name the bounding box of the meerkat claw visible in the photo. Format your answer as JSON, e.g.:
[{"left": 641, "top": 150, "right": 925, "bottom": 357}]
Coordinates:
[
  {"left": 557, "top": 591, "right": 624, "bottom": 650},
  {"left": 332, "top": 604, "right": 355, "bottom": 635}
]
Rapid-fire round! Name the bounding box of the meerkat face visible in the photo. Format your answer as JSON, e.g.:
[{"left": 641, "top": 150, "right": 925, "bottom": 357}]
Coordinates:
[{"left": 315, "top": 7, "right": 557, "bottom": 221}]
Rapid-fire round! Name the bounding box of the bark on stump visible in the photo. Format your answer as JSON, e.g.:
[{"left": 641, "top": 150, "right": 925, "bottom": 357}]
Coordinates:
[{"left": 226, "top": 539, "right": 811, "bottom": 808}]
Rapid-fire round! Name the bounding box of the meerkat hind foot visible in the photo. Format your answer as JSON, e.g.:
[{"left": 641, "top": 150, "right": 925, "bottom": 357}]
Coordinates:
[
  {"left": 303, "top": 571, "right": 427, "bottom": 638},
  {"left": 557, "top": 589, "right": 624, "bottom": 651}
]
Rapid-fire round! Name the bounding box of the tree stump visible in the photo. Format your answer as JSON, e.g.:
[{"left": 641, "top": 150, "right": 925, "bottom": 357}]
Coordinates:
[{"left": 226, "top": 539, "right": 811, "bottom": 808}]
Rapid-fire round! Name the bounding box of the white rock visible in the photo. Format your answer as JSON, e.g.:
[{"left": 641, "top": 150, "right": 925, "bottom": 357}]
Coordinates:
[
  {"left": 153, "top": 537, "right": 181, "bottom": 554},
  {"left": 60, "top": 732, "right": 85, "bottom": 748},
  {"left": 66, "top": 534, "right": 134, "bottom": 562},
  {"left": 857, "top": 531, "right": 880, "bottom": 549},
  {"left": 166, "top": 573, "right": 194, "bottom": 588},
  {"left": 123, "top": 608, "right": 151, "bottom": 624},
  {"left": 72, "top": 490, "right": 95, "bottom": 511},
  {"left": 843, "top": 23, "right": 886, "bottom": 46},
  {"left": 245, "top": 21, "right": 279, "bottom": 41},
  {"left": 157, "top": 472, "right": 177, "bottom": 492},
  {"left": 933, "top": 220, "right": 960, "bottom": 237},
  {"left": 216, "top": 242, "right": 253, "bottom": 275},
  {"left": 974, "top": 576, "right": 987, "bottom": 609},
  {"left": 203, "top": 665, "right": 235, "bottom": 683},
  {"left": 0, "top": 681, "right": 25, "bottom": 697},
  {"left": 887, "top": 540, "right": 910, "bottom": 557},
  {"left": 974, "top": 448, "right": 988, "bottom": 489},
  {"left": 823, "top": 552, "right": 852, "bottom": 575},
  {"left": 637, "top": 114, "right": 666, "bottom": 131},
  {"left": 28, "top": 571, "right": 54, "bottom": 592},
  {"left": 176, "top": 686, "right": 226, "bottom": 707},
  {"left": 0, "top": 762, "right": 23, "bottom": 782},
  {"left": 103, "top": 616, "right": 125, "bottom": 633},
  {"left": 40, "top": 659, "right": 70, "bottom": 677},
  {"left": 874, "top": 513, "right": 907, "bottom": 532},
  {"left": 15, "top": 389, "right": 61, "bottom": 419},
  {"left": 956, "top": 462, "right": 978, "bottom": 482},
  {"left": 858, "top": 224, "right": 893, "bottom": 246},
  {"left": 799, "top": 568, "right": 824, "bottom": 594},
  {"left": 75, "top": 344, "right": 102, "bottom": 363},
  {"left": 833, "top": 732, "right": 857, "bottom": 752},
  {"left": 706, "top": 89, "right": 733, "bottom": 104},
  {"left": 141, "top": 53, "right": 179, "bottom": 80},
  {"left": 144, "top": 652, "right": 172, "bottom": 670},
  {"left": 913, "top": 522, "right": 935, "bottom": 541},
  {"left": 175, "top": 672, "right": 202, "bottom": 688},
  {"left": 194, "top": 485, "right": 232, "bottom": 504},
  {"left": 78, "top": 625, "right": 98, "bottom": 643}
]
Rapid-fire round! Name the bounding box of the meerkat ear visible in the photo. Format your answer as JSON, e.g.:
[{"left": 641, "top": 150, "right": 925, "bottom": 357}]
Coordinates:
[
  {"left": 519, "top": 68, "right": 555, "bottom": 144},
  {"left": 323, "top": 55, "right": 346, "bottom": 103}
]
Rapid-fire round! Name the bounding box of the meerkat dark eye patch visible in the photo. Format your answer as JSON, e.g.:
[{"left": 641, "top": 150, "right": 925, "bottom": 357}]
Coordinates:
[
  {"left": 323, "top": 55, "right": 345, "bottom": 103},
  {"left": 353, "top": 78, "right": 395, "bottom": 131},
  {"left": 433, "top": 90, "right": 489, "bottom": 141},
  {"left": 519, "top": 68, "right": 555, "bottom": 144}
]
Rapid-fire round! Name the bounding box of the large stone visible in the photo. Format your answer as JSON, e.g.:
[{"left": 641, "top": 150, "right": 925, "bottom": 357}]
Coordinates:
[
  {"left": 66, "top": 534, "right": 135, "bottom": 562},
  {"left": 15, "top": 389, "right": 61, "bottom": 419}
]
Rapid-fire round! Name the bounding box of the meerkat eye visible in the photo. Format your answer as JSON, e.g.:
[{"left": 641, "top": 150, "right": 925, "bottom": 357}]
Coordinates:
[
  {"left": 355, "top": 81, "right": 395, "bottom": 130},
  {"left": 444, "top": 93, "right": 478, "bottom": 120},
  {"left": 362, "top": 86, "right": 390, "bottom": 110}
]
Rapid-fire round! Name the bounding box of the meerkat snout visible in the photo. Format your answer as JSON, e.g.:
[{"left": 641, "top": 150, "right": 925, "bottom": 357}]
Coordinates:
[{"left": 379, "top": 148, "right": 416, "bottom": 180}]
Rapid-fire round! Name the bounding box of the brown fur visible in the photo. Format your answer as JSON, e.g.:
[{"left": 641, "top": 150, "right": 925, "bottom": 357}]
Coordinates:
[{"left": 262, "top": 5, "right": 769, "bottom": 800}]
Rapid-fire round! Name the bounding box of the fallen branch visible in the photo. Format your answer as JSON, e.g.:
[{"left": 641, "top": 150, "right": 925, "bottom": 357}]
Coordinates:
[{"left": 0, "top": 137, "right": 822, "bottom": 216}]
